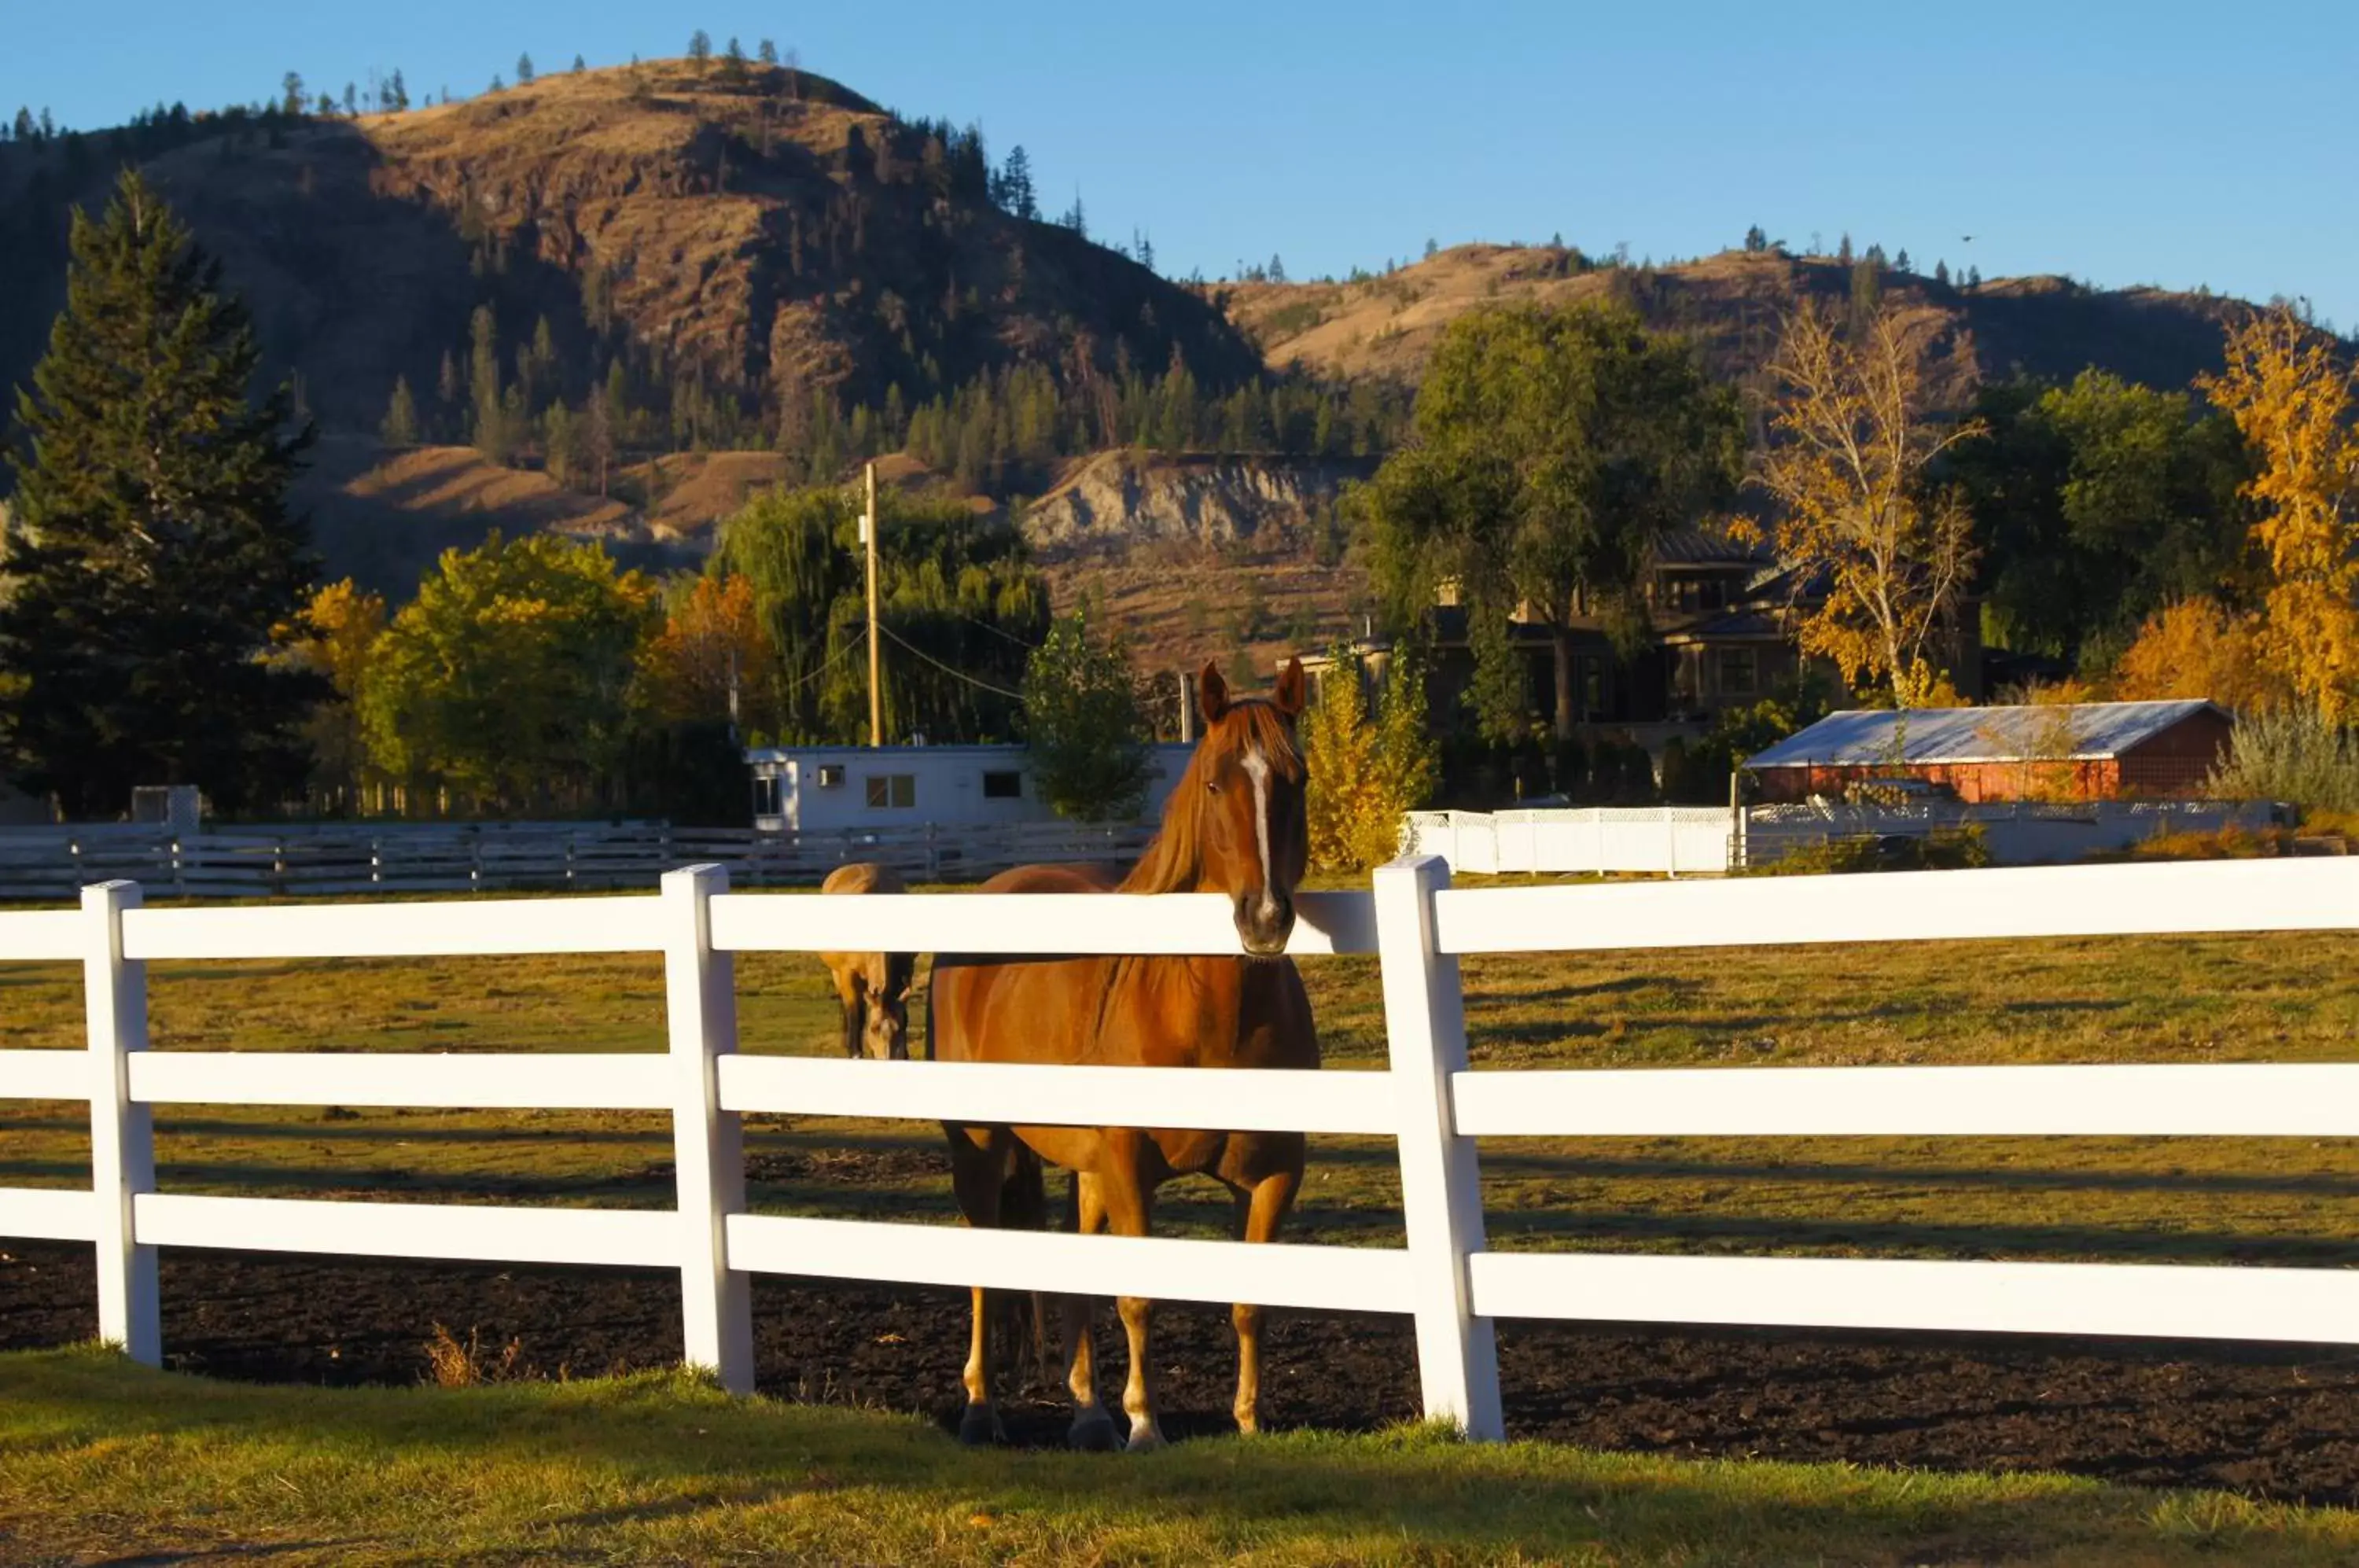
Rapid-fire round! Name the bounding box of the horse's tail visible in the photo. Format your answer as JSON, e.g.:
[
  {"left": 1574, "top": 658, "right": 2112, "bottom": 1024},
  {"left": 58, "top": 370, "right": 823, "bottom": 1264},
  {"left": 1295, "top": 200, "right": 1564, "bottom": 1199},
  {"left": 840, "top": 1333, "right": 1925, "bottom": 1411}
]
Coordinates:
[{"left": 998, "top": 1150, "right": 1059, "bottom": 1389}]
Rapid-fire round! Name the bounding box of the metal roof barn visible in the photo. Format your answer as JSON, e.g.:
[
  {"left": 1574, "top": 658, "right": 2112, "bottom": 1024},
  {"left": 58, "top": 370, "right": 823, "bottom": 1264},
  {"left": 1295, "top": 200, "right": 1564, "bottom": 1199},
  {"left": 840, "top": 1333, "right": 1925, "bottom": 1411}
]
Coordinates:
[{"left": 1743, "top": 701, "right": 2233, "bottom": 803}]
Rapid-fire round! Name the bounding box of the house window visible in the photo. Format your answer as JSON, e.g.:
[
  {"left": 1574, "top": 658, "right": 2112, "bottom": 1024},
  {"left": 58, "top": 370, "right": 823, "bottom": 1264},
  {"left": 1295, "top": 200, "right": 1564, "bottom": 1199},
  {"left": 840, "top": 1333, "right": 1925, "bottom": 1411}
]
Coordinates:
[
  {"left": 981, "top": 770, "right": 1022, "bottom": 800},
  {"left": 1717, "top": 649, "right": 1758, "bottom": 696},
  {"left": 752, "top": 775, "right": 781, "bottom": 817},
  {"left": 864, "top": 774, "right": 916, "bottom": 809},
  {"left": 1583, "top": 658, "right": 1605, "bottom": 716}
]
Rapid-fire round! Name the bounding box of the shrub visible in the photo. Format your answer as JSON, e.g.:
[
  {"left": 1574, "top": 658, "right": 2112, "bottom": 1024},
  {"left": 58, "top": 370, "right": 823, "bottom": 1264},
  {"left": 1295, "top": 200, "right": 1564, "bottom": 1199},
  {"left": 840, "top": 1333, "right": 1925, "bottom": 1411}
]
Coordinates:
[
  {"left": 1305, "top": 648, "right": 1435, "bottom": 870},
  {"left": 2207, "top": 706, "right": 2359, "bottom": 814}
]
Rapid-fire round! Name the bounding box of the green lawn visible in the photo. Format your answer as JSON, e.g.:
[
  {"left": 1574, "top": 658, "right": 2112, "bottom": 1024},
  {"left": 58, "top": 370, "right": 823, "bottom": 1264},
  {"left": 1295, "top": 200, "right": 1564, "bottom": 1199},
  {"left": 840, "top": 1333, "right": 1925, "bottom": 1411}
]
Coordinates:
[{"left": 4, "top": 1345, "right": 2356, "bottom": 1566}]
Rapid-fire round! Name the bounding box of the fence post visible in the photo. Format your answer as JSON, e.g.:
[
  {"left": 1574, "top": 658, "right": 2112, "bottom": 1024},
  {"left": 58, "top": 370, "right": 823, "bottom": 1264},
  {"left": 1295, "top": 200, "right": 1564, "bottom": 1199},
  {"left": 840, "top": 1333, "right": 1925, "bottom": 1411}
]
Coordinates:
[
  {"left": 83, "top": 880, "right": 159, "bottom": 1365},
  {"left": 1665, "top": 803, "right": 1678, "bottom": 880},
  {"left": 663, "top": 863, "right": 754, "bottom": 1393},
  {"left": 1371, "top": 853, "right": 1503, "bottom": 1439}
]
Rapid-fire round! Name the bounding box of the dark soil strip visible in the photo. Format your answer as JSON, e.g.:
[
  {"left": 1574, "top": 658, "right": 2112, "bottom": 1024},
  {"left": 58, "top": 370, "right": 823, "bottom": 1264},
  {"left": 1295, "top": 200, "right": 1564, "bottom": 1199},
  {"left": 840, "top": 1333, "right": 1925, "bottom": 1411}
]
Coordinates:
[{"left": 9, "top": 1239, "right": 2359, "bottom": 1506}]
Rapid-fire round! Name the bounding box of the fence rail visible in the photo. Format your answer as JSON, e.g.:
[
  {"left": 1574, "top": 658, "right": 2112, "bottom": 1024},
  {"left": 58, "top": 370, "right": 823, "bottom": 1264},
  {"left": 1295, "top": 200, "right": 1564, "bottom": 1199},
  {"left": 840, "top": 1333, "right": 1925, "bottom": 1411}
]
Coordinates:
[
  {"left": 4, "top": 855, "right": 2358, "bottom": 1437},
  {"left": 0, "top": 819, "right": 1157, "bottom": 900}
]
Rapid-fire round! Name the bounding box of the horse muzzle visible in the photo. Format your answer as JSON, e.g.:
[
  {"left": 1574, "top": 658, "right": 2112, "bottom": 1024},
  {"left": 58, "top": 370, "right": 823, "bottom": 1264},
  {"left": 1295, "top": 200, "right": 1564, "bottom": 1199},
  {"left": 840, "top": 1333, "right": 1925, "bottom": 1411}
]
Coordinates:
[{"left": 1234, "top": 891, "right": 1295, "bottom": 959}]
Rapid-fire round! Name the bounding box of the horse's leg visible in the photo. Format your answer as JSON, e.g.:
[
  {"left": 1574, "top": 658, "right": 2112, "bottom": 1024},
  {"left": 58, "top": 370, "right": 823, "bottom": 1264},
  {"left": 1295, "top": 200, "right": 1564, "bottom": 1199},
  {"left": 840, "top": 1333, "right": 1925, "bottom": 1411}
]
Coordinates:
[
  {"left": 1062, "top": 1170, "right": 1118, "bottom": 1451},
  {"left": 1094, "top": 1156, "right": 1164, "bottom": 1451},
  {"left": 1229, "top": 1165, "right": 1301, "bottom": 1436},
  {"left": 946, "top": 1132, "right": 1007, "bottom": 1445},
  {"left": 836, "top": 971, "right": 866, "bottom": 1059}
]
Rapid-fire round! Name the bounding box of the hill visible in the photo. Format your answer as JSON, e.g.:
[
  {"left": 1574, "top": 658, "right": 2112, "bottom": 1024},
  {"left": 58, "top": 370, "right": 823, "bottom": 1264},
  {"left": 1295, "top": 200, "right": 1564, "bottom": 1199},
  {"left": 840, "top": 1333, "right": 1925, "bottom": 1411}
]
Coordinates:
[
  {"left": 1221, "top": 244, "right": 2258, "bottom": 402},
  {"left": 0, "top": 59, "right": 1260, "bottom": 441}
]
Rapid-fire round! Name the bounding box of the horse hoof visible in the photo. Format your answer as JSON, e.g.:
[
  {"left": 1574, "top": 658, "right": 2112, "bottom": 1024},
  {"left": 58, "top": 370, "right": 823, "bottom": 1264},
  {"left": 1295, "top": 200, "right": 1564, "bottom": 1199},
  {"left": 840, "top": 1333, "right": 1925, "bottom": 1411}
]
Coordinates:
[
  {"left": 1125, "top": 1422, "right": 1166, "bottom": 1453},
  {"left": 1235, "top": 1414, "right": 1261, "bottom": 1437},
  {"left": 957, "top": 1405, "right": 1002, "bottom": 1447},
  {"left": 1068, "top": 1410, "right": 1119, "bottom": 1452}
]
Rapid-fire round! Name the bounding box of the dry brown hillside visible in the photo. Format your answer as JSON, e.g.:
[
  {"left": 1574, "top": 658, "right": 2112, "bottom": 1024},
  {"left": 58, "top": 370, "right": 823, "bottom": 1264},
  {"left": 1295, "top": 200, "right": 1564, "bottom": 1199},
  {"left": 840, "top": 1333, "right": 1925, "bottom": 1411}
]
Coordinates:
[
  {"left": 0, "top": 60, "right": 1259, "bottom": 437},
  {"left": 1222, "top": 244, "right": 2254, "bottom": 401}
]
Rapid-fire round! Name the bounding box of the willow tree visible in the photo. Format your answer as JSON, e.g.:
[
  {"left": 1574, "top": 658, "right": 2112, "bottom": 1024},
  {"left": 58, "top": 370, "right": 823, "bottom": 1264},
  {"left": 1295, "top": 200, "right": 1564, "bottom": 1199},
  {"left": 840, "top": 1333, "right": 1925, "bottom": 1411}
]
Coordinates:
[
  {"left": 1362, "top": 304, "right": 1740, "bottom": 742},
  {"left": 708, "top": 484, "right": 1048, "bottom": 744}
]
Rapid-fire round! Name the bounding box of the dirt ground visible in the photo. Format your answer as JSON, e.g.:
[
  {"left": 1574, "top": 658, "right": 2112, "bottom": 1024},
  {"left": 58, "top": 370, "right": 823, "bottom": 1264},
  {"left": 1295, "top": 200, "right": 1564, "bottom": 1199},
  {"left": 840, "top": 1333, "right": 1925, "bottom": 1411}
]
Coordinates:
[{"left": 11, "top": 1228, "right": 2359, "bottom": 1508}]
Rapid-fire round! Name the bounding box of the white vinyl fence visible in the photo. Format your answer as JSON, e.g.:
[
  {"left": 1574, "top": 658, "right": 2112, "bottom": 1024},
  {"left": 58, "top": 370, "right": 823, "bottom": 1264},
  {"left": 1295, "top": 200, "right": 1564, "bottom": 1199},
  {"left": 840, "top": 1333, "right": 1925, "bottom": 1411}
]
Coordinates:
[
  {"left": 1403, "top": 807, "right": 1736, "bottom": 876},
  {"left": 6, "top": 856, "right": 2359, "bottom": 1438}
]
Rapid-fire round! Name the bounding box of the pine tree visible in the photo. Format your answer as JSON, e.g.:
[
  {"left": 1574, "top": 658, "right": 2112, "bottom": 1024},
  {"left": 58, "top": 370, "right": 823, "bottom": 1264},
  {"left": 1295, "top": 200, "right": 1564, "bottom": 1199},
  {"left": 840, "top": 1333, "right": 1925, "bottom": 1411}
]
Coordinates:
[
  {"left": 515, "top": 53, "right": 534, "bottom": 84},
  {"left": 758, "top": 38, "right": 778, "bottom": 65},
  {"left": 1837, "top": 232, "right": 1854, "bottom": 266},
  {"left": 689, "top": 29, "right": 712, "bottom": 64},
  {"left": 1743, "top": 224, "right": 1767, "bottom": 252},
  {"left": 0, "top": 171, "right": 322, "bottom": 815},
  {"left": 723, "top": 37, "right": 745, "bottom": 78},
  {"left": 12, "top": 109, "right": 31, "bottom": 142},
  {"left": 381, "top": 375, "right": 418, "bottom": 446},
  {"left": 488, "top": 73, "right": 504, "bottom": 94},
  {"left": 1894, "top": 247, "right": 1912, "bottom": 273},
  {"left": 389, "top": 70, "right": 408, "bottom": 110},
  {"left": 343, "top": 83, "right": 358, "bottom": 116},
  {"left": 469, "top": 305, "right": 507, "bottom": 461},
  {"left": 572, "top": 53, "right": 587, "bottom": 73},
  {"left": 1934, "top": 259, "right": 1950, "bottom": 286},
  {"left": 282, "top": 72, "right": 305, "bottom": 116},
  {"left": 995, "top": 145, "right": 1037, "bottom": 220}
]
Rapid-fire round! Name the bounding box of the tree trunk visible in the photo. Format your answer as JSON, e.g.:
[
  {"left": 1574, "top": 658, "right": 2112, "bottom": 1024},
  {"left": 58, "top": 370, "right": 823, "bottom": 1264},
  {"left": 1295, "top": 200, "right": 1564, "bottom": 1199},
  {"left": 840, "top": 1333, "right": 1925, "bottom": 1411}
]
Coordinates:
[{"left": 1552, "top": 628, "right": 1577, "bottom": 742}]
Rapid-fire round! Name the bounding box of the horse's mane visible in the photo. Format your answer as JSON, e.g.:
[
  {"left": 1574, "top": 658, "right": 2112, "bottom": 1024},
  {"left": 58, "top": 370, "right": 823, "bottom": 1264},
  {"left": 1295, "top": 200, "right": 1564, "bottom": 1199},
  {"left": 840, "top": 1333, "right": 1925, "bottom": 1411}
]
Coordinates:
[{"left": 1121, "top": 699, "right": 1303, "bottom": 896}]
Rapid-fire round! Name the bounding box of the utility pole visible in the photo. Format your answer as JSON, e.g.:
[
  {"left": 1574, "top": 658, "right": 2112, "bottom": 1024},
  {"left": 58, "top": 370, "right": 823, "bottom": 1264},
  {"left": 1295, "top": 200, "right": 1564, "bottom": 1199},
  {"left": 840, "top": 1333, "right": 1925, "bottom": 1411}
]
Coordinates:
[{"left": 863, "top": 460, "right": 882, "bottom": 747}]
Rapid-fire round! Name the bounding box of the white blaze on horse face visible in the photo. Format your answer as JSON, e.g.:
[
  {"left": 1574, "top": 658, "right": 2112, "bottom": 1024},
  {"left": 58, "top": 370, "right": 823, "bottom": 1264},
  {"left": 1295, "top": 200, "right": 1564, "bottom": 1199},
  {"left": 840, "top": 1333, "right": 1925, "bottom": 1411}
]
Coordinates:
[{"left": 1242, "top": 745, "right": 1276, "bottom": 922}]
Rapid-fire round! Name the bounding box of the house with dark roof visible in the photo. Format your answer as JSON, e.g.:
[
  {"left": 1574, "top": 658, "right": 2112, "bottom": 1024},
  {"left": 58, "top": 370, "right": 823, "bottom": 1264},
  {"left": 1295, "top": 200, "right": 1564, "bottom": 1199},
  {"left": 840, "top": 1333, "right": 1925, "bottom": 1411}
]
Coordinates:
[
  {"left": 1303, "top": 529, "right": 1982, "bottom": 749},
  {"left": 1742, "top": 701, "right": 2232, "bottom": 804}
]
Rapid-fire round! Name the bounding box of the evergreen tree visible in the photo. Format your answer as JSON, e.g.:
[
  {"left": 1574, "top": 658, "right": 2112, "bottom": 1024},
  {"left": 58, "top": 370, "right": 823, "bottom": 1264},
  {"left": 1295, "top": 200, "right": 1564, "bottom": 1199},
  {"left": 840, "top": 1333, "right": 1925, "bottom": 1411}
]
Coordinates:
[
  {"left": 1060, "top": 190, "right": 1087, "bottom": 237},
  {"left": 488, "top": 73, "right": 504, "bottom": 94},
  {"left": 758, "top": 39, "right": 779, "bottom": 65},
  {"left": 572, "top": 53, "right": 587, "bottom": 73},
  {"left": 1268, "top": 252, "right": 1287, "bottom": 283},
  {"left": 516, "top": 53, "right": 535, "bottom": 84},
  {"left": 1836, "top": 232, "right": 1854, "bottom": 266},
  {"left": 342, "top": 83, "right": 358, "bottom": 116},
  {"left": 1743, "top": 224, "right": 1768, "bottom": 252},
  {"left": 1934, "top": 259, "right": 1950, "bottom": 286},
  {"left": 13, "top": 109, "right": 32, "bottom": 142},
  {"left": 1967, "top": 263, "right": 1982, "bottom": 289},
  {"left": 380, "top": 374, "right": 418, "bottom": 447},
  {"left": 0, "top": 171, "right": 322, "bottom": 815},
  {"left": 282, "top": 72, "right": 305, "bottom": 116},
  {"left": 388, "top": 69, "right": 408, "bottom": 110},
  {"left": 1424, "top": 237, "right": 1439, "bottom": 259},
  {"left": 993, "top": 145, "right": 1037, "bottom": 220},
  {"left": 689, "top": 29, "right": 712, "bottom": 64},
  {"left": 469, "top": 305, "right": 507, "bottom": 461},
  {"left": 1894, "top": 247, "right": 1912, "bottom": 273},
  {"left": 723, "top": 37, "right": 745, "bottom": 77}
]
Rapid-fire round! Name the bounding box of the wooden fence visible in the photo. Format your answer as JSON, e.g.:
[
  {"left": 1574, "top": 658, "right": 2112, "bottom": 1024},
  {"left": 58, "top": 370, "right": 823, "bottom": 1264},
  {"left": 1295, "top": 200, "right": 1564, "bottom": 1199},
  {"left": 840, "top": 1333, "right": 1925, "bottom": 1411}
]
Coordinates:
[
  {"left": 0, "top": 820, "right": 1157, "bottom": 900},
  {"left": 4, "top": 856, "right": 2358, "bottom": 1437}
]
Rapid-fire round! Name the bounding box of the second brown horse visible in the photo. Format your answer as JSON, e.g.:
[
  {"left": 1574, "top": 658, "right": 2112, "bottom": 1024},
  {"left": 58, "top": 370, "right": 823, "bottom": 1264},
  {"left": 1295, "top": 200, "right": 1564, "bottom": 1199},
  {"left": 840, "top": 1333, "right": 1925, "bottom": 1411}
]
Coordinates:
[{"left": 930, "top": 658, "right": 1318, "bottom": 1450}]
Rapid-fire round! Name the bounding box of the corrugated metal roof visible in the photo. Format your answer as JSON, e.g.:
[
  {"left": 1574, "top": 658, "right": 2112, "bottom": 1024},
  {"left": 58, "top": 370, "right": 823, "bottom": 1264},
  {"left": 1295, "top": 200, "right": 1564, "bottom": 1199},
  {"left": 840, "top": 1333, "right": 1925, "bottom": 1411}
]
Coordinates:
[
  {"left": 1651, "top": 529, "right": 1776, "bottom": 567},
  {"left": 1743, "top": 701, "right": 2224, "bottom": 769}
]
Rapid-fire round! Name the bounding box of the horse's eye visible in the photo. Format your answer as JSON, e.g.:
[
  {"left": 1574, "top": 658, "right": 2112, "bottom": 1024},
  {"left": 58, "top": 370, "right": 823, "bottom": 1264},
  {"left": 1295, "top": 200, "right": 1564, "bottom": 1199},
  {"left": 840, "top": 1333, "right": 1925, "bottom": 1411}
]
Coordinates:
[{"left": 1205, "top": 782, "right": 1220, "bottom": 794}]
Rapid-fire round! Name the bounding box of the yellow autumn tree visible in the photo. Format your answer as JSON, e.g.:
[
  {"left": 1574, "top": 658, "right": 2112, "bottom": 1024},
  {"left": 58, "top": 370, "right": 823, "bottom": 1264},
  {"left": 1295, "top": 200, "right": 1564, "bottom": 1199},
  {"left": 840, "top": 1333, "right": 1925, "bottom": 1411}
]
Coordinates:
[
  {"left": 2200, "top": 310, "right": 2359, "bottom": 720},
  {"left": 635, "top": 573, "right": 780, "bottom": 734},
  {"left": 273, "top": 579, "right": 389, "bottom": 809},
  {"left": 1303, "top": 649, "right": 1436, "bottom": 872},
  {"left": 1747, "top": 299, "right": 1980, "bottom": 707},
  {"left": 2111, "top": 597, "right": 2287, "bottom": 713}
]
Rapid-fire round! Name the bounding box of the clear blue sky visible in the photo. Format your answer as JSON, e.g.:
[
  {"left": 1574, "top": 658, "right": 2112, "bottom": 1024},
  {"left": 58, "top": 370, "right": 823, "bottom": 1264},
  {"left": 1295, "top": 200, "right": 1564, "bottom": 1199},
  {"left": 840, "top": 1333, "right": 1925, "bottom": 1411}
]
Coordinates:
[{"left": 6, "top": 1, "right": 2353, "bottom": 330}]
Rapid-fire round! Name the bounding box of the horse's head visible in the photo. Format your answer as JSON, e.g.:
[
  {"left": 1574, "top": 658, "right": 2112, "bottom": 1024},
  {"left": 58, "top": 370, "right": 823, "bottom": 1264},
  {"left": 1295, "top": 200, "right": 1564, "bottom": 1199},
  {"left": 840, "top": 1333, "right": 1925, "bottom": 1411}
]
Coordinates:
[
  {"left": 863, "top": 989, "right": 911, "bottom": 1061},
  {"left": 1191, "top": 657, "right": 1309, "bottom": 958}
]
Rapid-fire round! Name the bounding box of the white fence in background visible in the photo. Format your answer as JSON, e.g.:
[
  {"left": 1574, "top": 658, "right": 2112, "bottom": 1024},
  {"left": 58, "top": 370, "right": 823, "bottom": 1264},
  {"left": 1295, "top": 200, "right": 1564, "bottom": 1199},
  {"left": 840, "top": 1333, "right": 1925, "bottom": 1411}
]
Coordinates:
[
  {"left": 6, "top": 856, "right": 2359, "bottom": 1437},
  {"left": 0, "top": 819, "right": 1156, "bottom": 900},
  {"left": 1403, "top": 807, "right": 1736, "bottom": 877}
]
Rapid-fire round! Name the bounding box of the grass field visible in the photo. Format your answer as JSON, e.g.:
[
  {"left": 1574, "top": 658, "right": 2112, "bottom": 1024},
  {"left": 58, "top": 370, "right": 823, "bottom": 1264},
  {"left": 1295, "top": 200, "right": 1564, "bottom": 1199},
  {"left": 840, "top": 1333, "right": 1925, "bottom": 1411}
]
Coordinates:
[
  {"left": 6, "top": 1344, "right": 2358, "bottom": 1566},
  {"left": 6, "top": 890, "right": 2359, "bottom": 1266}
]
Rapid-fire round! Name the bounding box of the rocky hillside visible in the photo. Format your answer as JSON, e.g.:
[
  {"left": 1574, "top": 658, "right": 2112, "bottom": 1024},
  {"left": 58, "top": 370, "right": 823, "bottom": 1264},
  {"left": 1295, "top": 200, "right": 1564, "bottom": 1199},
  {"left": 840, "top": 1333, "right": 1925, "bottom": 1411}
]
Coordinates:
[
  {"left": 1021, "top": 449, "right": 1371, "bottom": 556},
  {"left": 0, "top": 60, "right": 1260, "bottom": 436},
  {"left": 1221, "top": 244, "right": 2257, "bottom": 402}
]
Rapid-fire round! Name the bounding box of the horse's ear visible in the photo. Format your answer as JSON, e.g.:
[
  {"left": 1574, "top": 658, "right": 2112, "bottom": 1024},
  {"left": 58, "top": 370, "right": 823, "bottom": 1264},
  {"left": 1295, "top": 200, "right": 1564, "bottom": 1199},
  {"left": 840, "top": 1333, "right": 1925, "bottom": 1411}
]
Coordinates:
[
  {"left": 1198, "top": 661, "right": 1230, "bottom": 724},
  {"left": 1273, "top": 657, "right": 1308, "bottom": 719}
]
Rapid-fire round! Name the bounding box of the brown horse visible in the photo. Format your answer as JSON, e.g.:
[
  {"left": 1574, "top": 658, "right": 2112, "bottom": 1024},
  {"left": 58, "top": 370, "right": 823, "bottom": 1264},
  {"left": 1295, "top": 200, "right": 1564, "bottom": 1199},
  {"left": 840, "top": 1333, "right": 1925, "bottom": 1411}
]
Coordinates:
[
  {"left": 818, "top": 862, "right": 916, "bottom": 1060},
  {"left": 930, "top": 658, "right": 1316, "bottom": 1451}
]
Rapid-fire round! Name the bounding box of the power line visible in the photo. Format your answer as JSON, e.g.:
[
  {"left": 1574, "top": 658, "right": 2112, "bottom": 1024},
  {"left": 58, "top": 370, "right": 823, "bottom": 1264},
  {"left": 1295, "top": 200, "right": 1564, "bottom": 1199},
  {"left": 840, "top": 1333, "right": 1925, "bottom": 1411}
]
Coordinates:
[
  {"left": 944, "top": 606, "right": 1041, "bottom": 650},
  {"left": 786, "top": 624, "right": 867, "bottom": 689},
  {"left": 879, "top": 623, "right": 1027, "bottom": 702}
]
